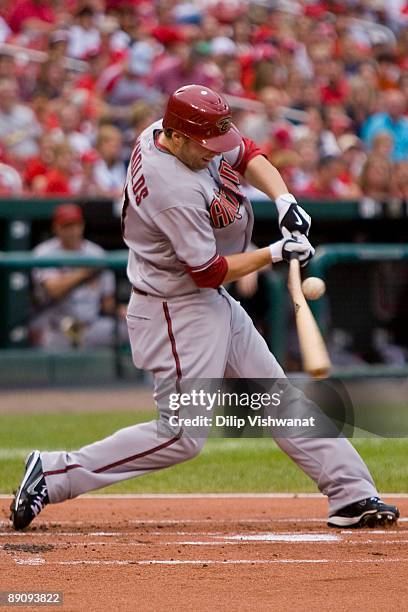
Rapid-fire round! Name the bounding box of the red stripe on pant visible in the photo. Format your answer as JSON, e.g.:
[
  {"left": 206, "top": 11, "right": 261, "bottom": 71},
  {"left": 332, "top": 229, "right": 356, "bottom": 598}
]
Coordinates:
[
  {"left": 43, "top": 433, "right": 182, "bottom": 477},
  {"left": 163, "top": 301, "right": 182, "bottom": 384}
]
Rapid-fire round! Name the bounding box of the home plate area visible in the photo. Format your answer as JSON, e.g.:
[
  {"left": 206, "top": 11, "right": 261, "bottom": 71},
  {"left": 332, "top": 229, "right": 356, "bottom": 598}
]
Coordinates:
[{"left": 1, "top": 496, "right": 407, "bottom": 611}]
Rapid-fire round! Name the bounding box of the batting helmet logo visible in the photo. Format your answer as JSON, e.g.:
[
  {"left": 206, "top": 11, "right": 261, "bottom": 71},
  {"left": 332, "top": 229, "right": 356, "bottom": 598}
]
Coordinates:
[{"left": 216, "top": 117, "right": 232, "bottom": 134}]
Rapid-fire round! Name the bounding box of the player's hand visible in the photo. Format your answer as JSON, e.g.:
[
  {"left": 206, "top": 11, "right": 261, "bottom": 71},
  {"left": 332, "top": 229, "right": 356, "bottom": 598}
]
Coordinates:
[
  {"left": 269, "top": 235, "right": 315, "bottom": 267},
  {"left": 276, "top": 193, "right": 311, "bottom": 238}
]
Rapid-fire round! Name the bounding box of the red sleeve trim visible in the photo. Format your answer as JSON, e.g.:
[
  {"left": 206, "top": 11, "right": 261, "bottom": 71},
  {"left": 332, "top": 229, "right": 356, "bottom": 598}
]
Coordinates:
[
  {"left": 186, "top": 254, "right": 228, "bottom": 289},
  {"left": 233, "top": 137, "right": 263, "bottom": 176},
  {"left": 188, "top": 253, "right": 219, "bottom": 272}
]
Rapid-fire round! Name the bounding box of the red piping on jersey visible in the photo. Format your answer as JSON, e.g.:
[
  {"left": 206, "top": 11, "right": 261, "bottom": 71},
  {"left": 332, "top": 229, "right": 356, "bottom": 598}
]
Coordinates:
[
  {"left": 187, "top": 254, "right": 228, "bottom": 289},
  {"left": 43, "top": 433, "right": 183, "bottom": 477},
  {"left": 232, "top": 137, "right": 262, "bottom": 176}
]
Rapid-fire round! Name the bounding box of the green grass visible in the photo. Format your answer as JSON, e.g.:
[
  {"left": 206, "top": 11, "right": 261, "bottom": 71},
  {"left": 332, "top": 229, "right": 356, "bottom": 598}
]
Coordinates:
[{"left": 1, "top": 411, "right": 407, "bottom": 494}]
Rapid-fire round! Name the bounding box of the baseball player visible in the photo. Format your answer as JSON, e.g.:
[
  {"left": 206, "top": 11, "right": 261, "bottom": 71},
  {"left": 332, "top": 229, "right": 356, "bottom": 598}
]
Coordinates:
[
  {"left": 30, "top": 204, "right": 122, "bottom": 350},
  {"left": 11, "top": 85, "right": 398, "bottom": 530}
]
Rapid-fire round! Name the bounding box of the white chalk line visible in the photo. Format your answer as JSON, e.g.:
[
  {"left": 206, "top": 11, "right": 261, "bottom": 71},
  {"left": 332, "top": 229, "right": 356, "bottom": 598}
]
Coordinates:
[
  {"left": 2, "top": 538, "right": 408, "bottom": 548},
  {"left": 0, "top": 518, "right": 332, "bottom": 526},
  {"left": 128, "top": 517, "right": 408, "bottom": 524},
  {"left": 0, "top": 525, "right": 406, "bottom": 538},
  {"left": 4, "top": 541, "right": 408, "bottom": 550},
  {"left": 11, "top": 558, "right": 408, "bottom": 567},
  {"left": 13, "top": 556, "right": 45, "bottom": 566},
  {"left": 3, "top": 536, "right": 408, "bottom": 548},
  {"left": 2, "top": 531, "right": 408, "bottom": 549}
]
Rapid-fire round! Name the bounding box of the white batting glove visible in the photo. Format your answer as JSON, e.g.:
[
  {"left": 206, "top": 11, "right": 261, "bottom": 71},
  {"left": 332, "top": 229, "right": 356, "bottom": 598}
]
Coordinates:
[
  {"left": 269, "top": 234, "right": 315, "bottom": 267},
  {"left": 276, "top": 193, "right": 311, "bottom": 238}
]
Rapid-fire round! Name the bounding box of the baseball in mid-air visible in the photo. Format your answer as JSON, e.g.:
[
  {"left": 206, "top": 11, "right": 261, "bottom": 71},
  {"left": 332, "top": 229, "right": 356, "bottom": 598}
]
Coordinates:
[{"left": 301, "top": 277, "right": 326, "bottom": 300}]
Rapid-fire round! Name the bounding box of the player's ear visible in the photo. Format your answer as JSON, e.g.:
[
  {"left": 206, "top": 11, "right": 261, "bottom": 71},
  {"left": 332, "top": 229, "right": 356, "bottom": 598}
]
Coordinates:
[{"left": 172, "top": 131, "right": 185, "bottom": 148}]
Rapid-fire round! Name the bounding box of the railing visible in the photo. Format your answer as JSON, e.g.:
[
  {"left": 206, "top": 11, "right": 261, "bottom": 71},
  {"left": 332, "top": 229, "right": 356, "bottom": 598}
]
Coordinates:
[
  {"left": 1, "top": 197, "right": 407, "bottom": 221},
  {"left": 0, "top": 245, "right": 407, "bottom": 381}
]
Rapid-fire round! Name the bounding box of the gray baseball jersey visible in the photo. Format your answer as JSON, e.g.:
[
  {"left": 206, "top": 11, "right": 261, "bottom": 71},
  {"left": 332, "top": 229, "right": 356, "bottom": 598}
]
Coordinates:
[{"left": 121, "top": 120, "right": 253, "bottom": 296}]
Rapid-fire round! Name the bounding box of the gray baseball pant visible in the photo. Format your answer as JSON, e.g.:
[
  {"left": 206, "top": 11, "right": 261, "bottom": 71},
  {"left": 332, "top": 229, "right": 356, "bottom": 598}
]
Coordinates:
[{"left": 41, "top": 287, "right": 377, "bottom": 513}]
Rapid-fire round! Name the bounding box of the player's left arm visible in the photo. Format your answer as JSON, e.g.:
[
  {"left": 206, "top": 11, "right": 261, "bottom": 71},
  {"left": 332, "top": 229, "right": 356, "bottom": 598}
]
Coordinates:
[{"left": 226, "top": 138, "right": 311, "bottom": 238}]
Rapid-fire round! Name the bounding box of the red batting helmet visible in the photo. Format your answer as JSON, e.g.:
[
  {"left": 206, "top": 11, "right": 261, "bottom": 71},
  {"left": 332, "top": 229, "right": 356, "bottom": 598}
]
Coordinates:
[{"left": 162, "top": 84, "right": 242, "bottom": 153}]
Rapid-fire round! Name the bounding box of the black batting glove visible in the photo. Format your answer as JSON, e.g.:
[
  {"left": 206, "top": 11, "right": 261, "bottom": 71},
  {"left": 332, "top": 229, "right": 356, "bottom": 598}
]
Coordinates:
[
  {"left": 276, "top": 193, "right": 311, "bottom": 238},
  {"left": 269, "top": 235, "right": 315, "bottom": 268}
]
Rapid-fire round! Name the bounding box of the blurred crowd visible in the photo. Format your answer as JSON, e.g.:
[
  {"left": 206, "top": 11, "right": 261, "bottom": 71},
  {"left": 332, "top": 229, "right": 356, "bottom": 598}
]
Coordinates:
[{"left": 0, "top": 0, "right": 406, "bottom": 202}]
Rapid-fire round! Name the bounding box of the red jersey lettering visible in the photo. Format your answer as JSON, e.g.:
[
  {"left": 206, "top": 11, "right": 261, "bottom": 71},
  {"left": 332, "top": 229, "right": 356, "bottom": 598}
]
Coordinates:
[
  {"left": 130, "top": 137, "right": 149, "bottom": 205},
  {"left": 209, "top": 188, "right": 241, "bottom": 229},
  {"left": 219, "top": 159, "right": 241, "bottom": 194}
]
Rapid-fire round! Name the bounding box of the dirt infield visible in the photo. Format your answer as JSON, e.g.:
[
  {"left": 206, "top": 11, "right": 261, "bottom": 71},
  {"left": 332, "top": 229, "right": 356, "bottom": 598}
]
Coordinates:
[{"left": 0, "top": 496, "right": 407, "bottom": 611}]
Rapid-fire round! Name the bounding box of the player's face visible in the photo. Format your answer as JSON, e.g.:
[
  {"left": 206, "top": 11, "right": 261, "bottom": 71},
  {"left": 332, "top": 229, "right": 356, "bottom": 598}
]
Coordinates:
[
  {"left": 54, "top": 222, "right": 85, "bottom": 250},
  {"left": 176, "top": 136, "right": 217, "bottom": 171}
]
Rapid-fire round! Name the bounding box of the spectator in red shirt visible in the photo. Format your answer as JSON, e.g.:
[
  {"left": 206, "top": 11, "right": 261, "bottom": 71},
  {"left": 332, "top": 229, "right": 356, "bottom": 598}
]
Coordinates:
[
  {"left": 320, "top": 59, "right": 350, "bottom": 106},
  {"left": 75, "top": 149, "right": 101, "bottom": 197},
  {"left": 32, "top": 140, "right": 75, "bottom": 195},
  {"left": 23, "top": 133, "right": 55, "bottom": 190},
  {"left": 7, "top": 0, "right": 55, "bottom": 34}
]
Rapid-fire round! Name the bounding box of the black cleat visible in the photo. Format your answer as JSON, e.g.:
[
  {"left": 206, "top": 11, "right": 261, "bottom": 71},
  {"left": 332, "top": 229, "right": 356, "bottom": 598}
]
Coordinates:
[
  {"left": 328, "top": 496, "right": 399, "bottom": 528},
  {"left": 10, "top": 450, "right": 49, "bottom": 530}
]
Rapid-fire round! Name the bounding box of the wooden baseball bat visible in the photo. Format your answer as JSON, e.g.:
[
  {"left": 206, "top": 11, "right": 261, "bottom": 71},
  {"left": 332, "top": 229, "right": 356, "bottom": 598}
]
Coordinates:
[{"left": 288, "top": 255, "right": 331, "bottom": 378}]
